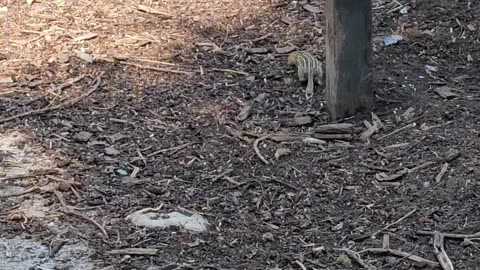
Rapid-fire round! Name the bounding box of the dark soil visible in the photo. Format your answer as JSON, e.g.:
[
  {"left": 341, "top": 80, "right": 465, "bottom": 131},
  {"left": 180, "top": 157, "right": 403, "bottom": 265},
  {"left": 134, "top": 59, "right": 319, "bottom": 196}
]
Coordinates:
[{"left": 1, "top": 0, "right": 480, "bottom": 269}]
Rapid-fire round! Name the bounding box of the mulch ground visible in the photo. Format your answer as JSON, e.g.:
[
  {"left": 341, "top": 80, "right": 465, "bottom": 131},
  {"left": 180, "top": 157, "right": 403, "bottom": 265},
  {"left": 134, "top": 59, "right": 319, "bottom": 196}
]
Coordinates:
[{"left": 1, "top": 0, "right": 480, "bottom": 269}]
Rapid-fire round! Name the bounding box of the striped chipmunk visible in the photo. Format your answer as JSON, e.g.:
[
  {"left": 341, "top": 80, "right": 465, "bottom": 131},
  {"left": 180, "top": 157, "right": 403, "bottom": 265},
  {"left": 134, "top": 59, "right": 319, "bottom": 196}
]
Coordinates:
[{"left": 287, "top": 51, "right": 323, "bottom": 100}]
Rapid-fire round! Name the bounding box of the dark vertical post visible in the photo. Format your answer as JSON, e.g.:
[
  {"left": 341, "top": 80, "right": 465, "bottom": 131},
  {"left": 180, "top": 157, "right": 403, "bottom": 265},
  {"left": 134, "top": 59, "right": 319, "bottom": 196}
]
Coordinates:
[{"left": 325, "top": 0, "right": 373, "bottom": 120}]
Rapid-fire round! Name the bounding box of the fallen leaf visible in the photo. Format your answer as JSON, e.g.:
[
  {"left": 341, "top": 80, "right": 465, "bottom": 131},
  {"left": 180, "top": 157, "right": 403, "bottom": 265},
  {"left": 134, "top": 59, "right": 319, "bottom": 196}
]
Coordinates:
[
  {"left": 28, "top": 80, "right": 43, "bottom": 88},
  {"left": 303, "top": 4, "right": 321, "bottom": 13},
  {"left": 424, "top": 65, "right": 438, "bottom": 75},
  {"left": 280, "top": 16, "right": 295, "bottom": 25},
  {"left": 236, "top": 93, "right": 267, "bottom": 121},
  {"left": 75, "top": 50, "right": 94, "bottom": 63},
  {"left": 383, "top": 34, "right": 403, "bottom": 46},
  {"left": 105, "top": 146, "right": 121, "bottom": 156},
  {"left": 401, "top": 107, "right": 415, "bottom": 121},
  {"left": 57, "top": 52, "right": 70, "bottom": 63},
  {"left": 434, "top": 86, "right": 457, "bottom": 99},
  {"left": 275, "top": 148, "right": 291, "bottom": 160},
  {"left": 0, "top": 77, "right": 13, "bottom": 83}
]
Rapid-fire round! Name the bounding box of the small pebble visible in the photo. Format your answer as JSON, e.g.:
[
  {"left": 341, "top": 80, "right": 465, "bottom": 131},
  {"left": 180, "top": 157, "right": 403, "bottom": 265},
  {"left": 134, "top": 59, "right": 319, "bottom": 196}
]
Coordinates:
[
  {"left": 262, "top": 232, "right": 274, "bottom": 242},
  {"left": 73, "top": 131, "right": 92, "bottom": 142},
  {"left": 282, "top": 77, "right": 294, "bottom": 85},
  {"left": 105, "top": 146, "right": 120, "bottom": 156},
  {"left": 115, "top": 169, "right": 128, "bottom": 177}
]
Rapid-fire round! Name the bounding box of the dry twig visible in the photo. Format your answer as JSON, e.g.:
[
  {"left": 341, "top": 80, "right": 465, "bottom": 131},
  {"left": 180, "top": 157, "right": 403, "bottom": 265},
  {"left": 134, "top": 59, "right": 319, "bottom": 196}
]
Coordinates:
[
  {"left": 54, "top": 190, "right": 109, "bottom": 238},
  {"left": 0, "top": 75, "right": 103, "bottom": 124},
  {"left": 146, "top": 143, "right": 191, "bottom": 158},
  {"left": 369, "top": 208, "right": 417, "bottom": 238},
  {"left": 0, "top": 186, "right": 40, "bottom": 199},
  {"left": 433, "top": 232, "right": 454, "bottom": 270},
  {"left": 119, "top": 61, "right": 193, "bottom": 75},
  {"left": 50, "top": 75, "right": 85, "bottom": 94},
  {"left": 417, "top": 230, "right": 480, "bottom": 240},
  {"left": 377, "top": 123, "right": 416, "bottom": 141},
  {"left": 435, "top": 163, "right": 449, "bottom": 183},
  {"left": 210, "top": 169, "right": 234, "bottom": 182},
  {"left": 359, "top": 112, "right": 383, "bottom": 141},
  {"left": 359, "top": 248, "right": 440, "bottom": 268},
  {"left": 294, "top": 260, "right": 307, "bottom": 270},
  {"left": 210, "top": 68, "right": 249, "bottom": 76},
  {"left": 1, "top": 168, "right": 58, "bottom": 181},
  {"left": 253, "top": 134, "right": 272, "bottom": 164},
  {"left": 108, "top": 248, "right": 158, "bottom": 255}
]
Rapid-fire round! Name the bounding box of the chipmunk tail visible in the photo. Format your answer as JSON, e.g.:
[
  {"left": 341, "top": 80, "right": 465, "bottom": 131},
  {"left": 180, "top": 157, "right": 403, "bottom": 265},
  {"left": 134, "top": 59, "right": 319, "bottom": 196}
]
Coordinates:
[{"left": 305, "top": 73, "right": 314, "bottom": 100}]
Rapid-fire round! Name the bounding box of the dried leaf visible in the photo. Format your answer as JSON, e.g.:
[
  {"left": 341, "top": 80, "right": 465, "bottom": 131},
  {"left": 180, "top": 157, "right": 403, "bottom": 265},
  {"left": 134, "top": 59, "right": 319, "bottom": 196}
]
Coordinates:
[
  {"left": 236, "top": 93, "right": 267, "bottom": 121},
  {"left": 57, "top": 52, "right": 70, "bottom": 63},
  {"left": 303, "top": 4, "right": 321, "bottom": 13},
  {"left": 371, "top": 112, "right": 383, "bottom": 128},
  {"left": 401, "top": 107, "right": 415, "bottom": 121},
  {"left": 444, "top": 149, "right": 461, "bottom": 162},
  {"left": 27, "top": 80, "right": 43, "bottom": 88},
  {"left": 280, "top": 16, "right": 295, "bottom": 25},
  {"left": 0, "top": 77, "right": 13, "bottom": 83},
  {"left": 282, "top": 116, "right": 312, "bottom": 127},
  {"left": 425, "top": 65, "right": 438, "bottom": 73},
  {"left": 275, "top": 148, "right": 291, "bottom": 160},
  {"left": 434, "top": 86, "right": 457, "bottom": 99},
  {"left": 75, "top": 50, "right": 94, "bottom": 63}
]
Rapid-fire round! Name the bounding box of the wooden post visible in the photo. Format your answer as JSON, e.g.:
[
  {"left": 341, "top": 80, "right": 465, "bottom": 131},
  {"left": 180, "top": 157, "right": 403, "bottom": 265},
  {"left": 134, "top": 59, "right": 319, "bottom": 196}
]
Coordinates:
[{"left": 325, "top": 0, "right": 373, "bottom": 120}]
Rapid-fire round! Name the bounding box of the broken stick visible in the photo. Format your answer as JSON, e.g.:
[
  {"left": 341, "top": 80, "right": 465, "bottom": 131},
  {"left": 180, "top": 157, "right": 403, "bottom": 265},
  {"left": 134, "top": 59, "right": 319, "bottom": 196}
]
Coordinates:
[
  {"left": 433, "top": 232, "right": 454, "bottom": 270},
  {"left": 359, "top": 248, "right": 440, "bottom": 268},
  {"left": 253, "top": 134, "right": 272, "bottom": 164},
  {"left": 54, "top": 190, "right": 109, "bottom": 238}
]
